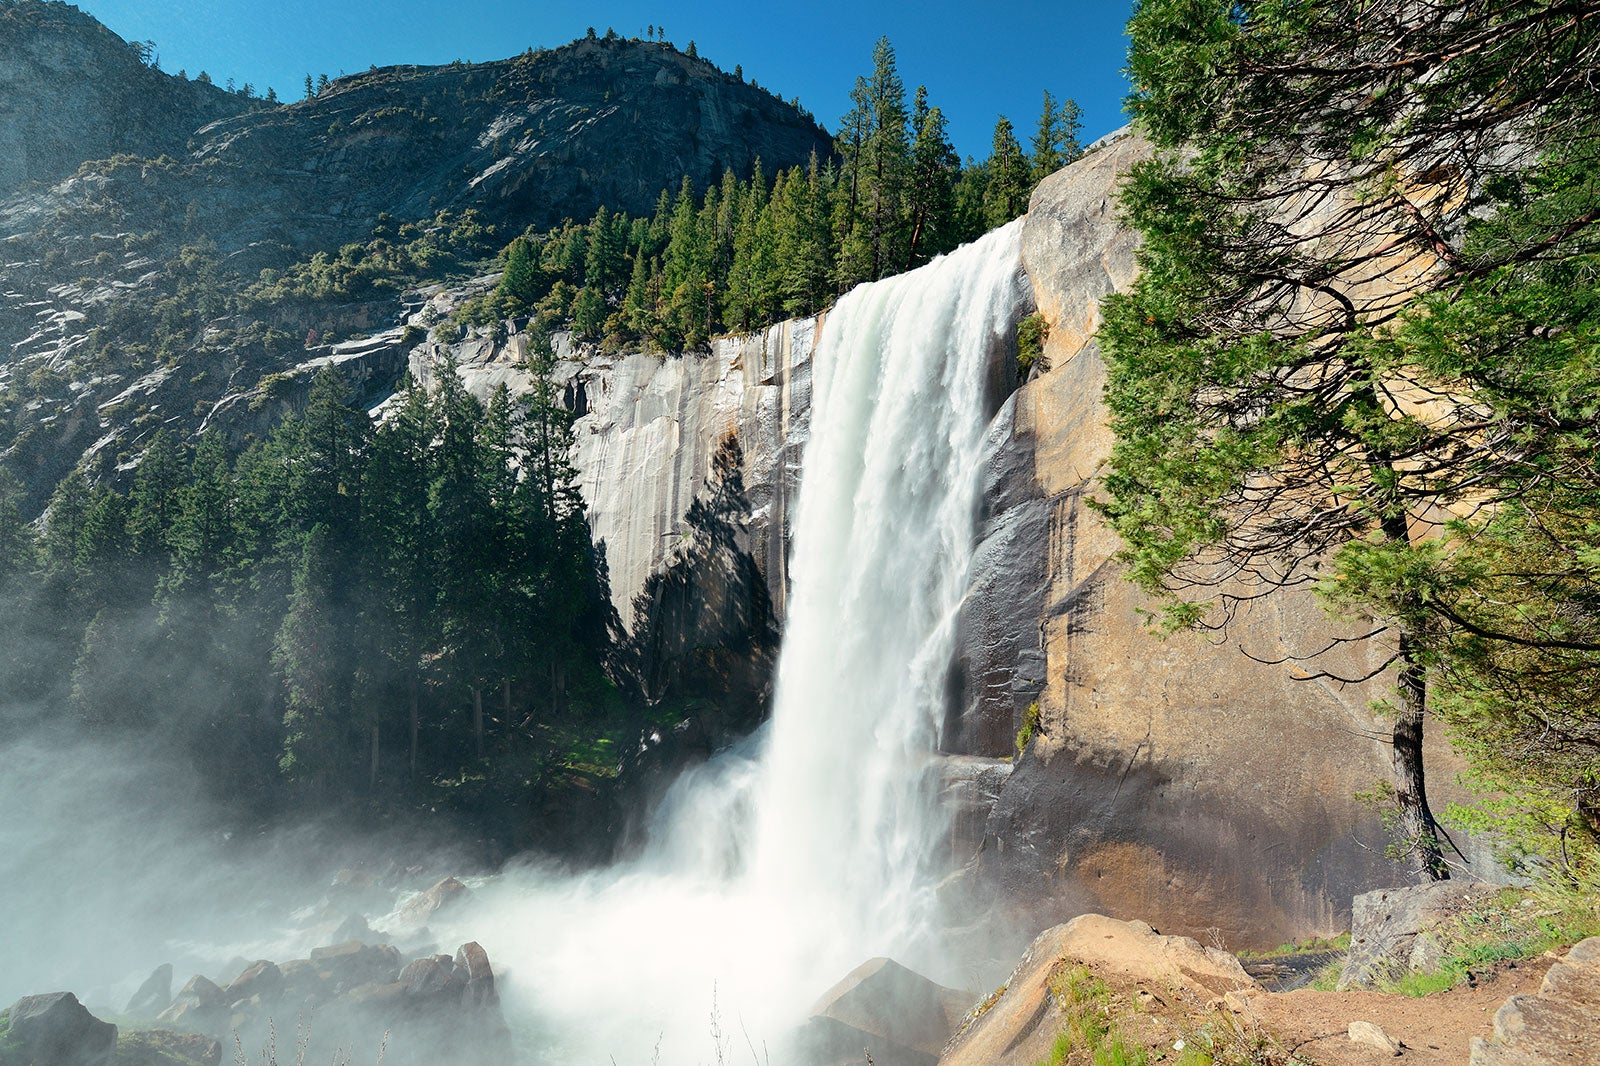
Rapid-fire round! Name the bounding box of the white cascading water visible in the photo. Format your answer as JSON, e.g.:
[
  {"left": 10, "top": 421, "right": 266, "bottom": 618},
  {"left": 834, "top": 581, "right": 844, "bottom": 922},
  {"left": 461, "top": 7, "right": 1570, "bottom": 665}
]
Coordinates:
[{"left": 465, "top": 218, "right": 1030, "bottom": 1063}]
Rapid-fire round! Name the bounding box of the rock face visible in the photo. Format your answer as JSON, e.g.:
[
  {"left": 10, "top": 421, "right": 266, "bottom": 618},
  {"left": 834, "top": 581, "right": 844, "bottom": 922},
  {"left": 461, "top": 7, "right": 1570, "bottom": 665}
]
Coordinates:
[
  {"left": 1, "top": 991, "right": 117, "bottom": 1066},
  {"left": 1338, "top": 881, "right": 1498, "bottom": 989},
  {"left": 556, "top": 319, "right": 816, "bottom": 631},
  {"left": 956, "top": 130, "right": 1497, "bottom": 950},
  {"left": 791, "top": 957, "right": 972, "bottom": 1066},
  {"left": 1471, "top": 937, "right": 1600, "bottom": 1066}
]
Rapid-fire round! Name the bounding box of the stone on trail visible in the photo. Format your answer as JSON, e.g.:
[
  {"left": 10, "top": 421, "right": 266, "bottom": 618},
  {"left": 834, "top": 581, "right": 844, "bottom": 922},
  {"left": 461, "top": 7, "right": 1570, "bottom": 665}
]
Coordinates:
[
  {"left": 1470, "top": 937, "right": 1600, "bottom": 1066},
  {"left": 1348, "top": 1019, "right": 1403, "bottom": 1056}
]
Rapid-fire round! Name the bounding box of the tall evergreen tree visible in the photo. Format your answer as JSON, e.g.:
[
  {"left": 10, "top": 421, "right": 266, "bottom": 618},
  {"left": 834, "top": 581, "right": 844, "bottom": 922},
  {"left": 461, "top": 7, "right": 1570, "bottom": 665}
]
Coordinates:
[
  {"left": 905, "top": 86, "right": 959, "bottom": 267},
  {"left": 982, "top": 117, "right": 1031, "bottom": 229}
]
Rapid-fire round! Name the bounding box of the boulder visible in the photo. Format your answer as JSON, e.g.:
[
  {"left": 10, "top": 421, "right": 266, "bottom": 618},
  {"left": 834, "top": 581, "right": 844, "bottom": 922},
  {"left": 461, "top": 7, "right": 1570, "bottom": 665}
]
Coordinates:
[
  {"left": 1471, "top": 937, "right": 1600, "bottom": 1066},
  {"left": 1338, "top": 881, "right": 1498, "bottom": 989},
  {"left": 278, "top": 957, "right": 334, "bottom": 1005},
  {"left": 453, "top": 942, "right": 497, "bottom": 1008},
  {"left": 790, "top": 957, "right": 971, "bottom": 1066},
  {"left": 124, "top": 962, "right": 173, "bottom": 1017},
  {"left": 223, "top": 960, "right": 283, "bottom": 1007},
  {"left": 398, "top": 955, "right": 465, "bottom": 1002},
  {"left": 155, "top": 974, "right": 226, "bottom": 1030},
  {"left": 326, "top": 867, "right": 389, "bottom": 911},
  {"left": 309, "top": 941, "right": 403, "bottom": 991},
  {"left": 392, "top": 877, "right": 471, "bottom": 931},
  {"left": 2, "top": 992, "right": 117, "bottom": 1066},
  {"left": 330, "top": 912, "right": 376, "bottom": 946},
  {"left": 341, "top": 982, "right": 407, "bottom": 1010}
]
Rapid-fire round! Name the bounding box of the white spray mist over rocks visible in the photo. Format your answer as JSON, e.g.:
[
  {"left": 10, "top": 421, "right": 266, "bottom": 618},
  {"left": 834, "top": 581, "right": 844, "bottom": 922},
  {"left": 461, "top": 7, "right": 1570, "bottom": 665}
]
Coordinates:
[{"left": 463, "top": 218, "right": 1031, "bottom": 1063}]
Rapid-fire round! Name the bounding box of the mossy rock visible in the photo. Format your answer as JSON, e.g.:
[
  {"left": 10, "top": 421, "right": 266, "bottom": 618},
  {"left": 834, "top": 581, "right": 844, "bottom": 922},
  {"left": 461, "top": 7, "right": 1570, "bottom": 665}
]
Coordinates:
[
  {"left": 116, "top": 1028, "right": 222, "bottom": 1066},
  {"left": 0, "top": 1008, "right": 23, "bottom": 1066}
]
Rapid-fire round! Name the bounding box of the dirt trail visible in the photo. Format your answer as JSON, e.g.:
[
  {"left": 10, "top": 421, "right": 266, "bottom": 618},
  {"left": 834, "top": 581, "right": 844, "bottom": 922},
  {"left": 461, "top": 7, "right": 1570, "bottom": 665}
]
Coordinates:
[{"left": 1238, "top": 956, "right": 1554, "bottom": 1065}]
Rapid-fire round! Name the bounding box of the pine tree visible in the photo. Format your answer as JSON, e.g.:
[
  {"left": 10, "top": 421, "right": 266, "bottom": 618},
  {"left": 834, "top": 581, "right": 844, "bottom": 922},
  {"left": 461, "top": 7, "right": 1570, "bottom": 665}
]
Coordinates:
[
  {"left": 275, "top": 523, "right": 349, "bottom": 789},
  {"left": 1030, "top": 90, "right": 1083, "bottom": 183},
  {"left": 982, "top": 117, "right": 1030, "bottom": 229},
  {"left": 833, "top": 38, "right": 912, "bottom": 288},
  {"left": 362, "top": 376, "right": 437, "bottom": 773},
  {"left": 905, "top": 86, "right": 959, "bottom": 267}
]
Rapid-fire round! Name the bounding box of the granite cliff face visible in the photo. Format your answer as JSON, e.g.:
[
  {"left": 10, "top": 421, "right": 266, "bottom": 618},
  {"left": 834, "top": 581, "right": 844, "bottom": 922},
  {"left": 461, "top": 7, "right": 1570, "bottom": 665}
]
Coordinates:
[{"left": 955, "top": 133, "right": 1501, "bottom": 948}]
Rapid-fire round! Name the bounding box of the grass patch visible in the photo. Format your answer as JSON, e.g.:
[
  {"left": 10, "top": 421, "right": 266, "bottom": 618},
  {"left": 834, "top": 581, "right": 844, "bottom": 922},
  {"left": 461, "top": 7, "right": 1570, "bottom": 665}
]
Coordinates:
[
  {"left": 1036, "top": 964, "right": 1148, "bottom": 1066},
  {"left": 1236, "top": 931, "right": 1349, "bottom": 961},
  {"left": 1304, "top": 959, "right": 1344, "bottom": 991}
]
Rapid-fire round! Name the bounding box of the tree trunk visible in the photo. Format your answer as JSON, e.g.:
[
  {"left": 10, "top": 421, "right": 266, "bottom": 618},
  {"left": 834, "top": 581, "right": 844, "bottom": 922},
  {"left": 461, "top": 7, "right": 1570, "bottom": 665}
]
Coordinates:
[
  {"left": 1393, "top": 627, "right": 1448, "bottom": 880},
  {"left": 472, "top": 686, "right": 484, "bottom": 760},
  {"left": 1380, "top": 504, "right": 1449, "bottom": 881},
  {"left": 408, "top": 680, "right": 420, "bottom": 775}
]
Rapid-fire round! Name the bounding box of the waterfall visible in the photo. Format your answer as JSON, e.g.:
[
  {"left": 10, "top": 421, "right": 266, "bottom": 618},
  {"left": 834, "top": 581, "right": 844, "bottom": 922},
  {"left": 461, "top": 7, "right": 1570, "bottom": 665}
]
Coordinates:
[{"left": 469, "top": 218, "right": 1030, "bottom": 1064}]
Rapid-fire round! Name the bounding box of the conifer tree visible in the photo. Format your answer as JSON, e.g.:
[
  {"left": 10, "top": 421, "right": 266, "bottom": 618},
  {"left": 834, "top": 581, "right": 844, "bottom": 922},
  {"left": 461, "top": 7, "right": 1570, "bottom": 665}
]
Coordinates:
[
  {"left": 834, "top": 38, "right": 912, "bottom": 288},
  {"left": 1030, "top": 90, "right": 1083, "bottom": 183},
  {"left": 276, "top": 523, "right": 349, "bottom": 789},
  {"left": 982, "top": 117, "right": 1031, "bottom": 228},
  {"left": 905, "top": 86, "right": 959, "bottom": 267}
]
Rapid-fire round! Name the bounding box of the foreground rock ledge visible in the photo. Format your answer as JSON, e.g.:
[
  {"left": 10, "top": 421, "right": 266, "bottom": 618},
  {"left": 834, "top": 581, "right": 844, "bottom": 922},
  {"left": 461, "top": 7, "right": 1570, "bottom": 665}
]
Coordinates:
[{"left": 940, "top": 914, "right": 1256, "bottom": 1066}]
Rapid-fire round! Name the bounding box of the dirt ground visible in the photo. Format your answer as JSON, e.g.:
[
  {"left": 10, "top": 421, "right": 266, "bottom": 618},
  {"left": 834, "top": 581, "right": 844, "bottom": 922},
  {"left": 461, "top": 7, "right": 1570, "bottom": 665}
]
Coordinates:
[{"left": 1237, "top": 955, "right": 1555, "bottom": 1065}]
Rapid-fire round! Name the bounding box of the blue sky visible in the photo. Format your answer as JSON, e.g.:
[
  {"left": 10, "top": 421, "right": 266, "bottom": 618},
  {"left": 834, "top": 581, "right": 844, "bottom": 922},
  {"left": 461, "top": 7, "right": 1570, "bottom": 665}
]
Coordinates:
[{"left": 77, "top": 0, "right": 1135, "bottom": 161}]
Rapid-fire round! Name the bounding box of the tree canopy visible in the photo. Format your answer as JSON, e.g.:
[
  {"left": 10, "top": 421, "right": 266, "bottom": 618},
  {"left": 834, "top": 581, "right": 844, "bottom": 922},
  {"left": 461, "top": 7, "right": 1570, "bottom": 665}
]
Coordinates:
[{"left": 1102, "top": 0, "right": 1600, "bottom": 876}]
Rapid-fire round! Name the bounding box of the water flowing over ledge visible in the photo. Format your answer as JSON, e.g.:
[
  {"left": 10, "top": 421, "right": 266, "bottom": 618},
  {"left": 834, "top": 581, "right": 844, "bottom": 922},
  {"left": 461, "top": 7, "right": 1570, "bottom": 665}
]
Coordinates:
[{"left": 468, "top": 218, "right": 1030, "bottom": 1064}]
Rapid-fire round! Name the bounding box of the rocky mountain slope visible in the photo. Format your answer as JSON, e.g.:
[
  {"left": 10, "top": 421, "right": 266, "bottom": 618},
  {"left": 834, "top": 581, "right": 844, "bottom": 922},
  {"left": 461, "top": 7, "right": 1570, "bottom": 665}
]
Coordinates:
[
  {"left": 0, "top": 1, "right": 266, "bottom": 195},
  {"left": 0, "top": 4, "right": 832, "bottom": 510}
]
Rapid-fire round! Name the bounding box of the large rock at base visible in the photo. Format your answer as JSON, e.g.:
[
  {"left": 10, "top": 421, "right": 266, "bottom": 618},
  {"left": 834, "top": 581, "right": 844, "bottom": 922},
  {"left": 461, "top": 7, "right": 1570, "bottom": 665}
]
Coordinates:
[
  {"left": 308, "top": 941, "right": 403, "bottom": 991},
  {"left": 125, "top": 962, "right": 174, "bottom": 1017},
  {"left": 790, "top": 957, "right": 971, "bottom": 1066},
  {"left": 391, "top": 877, "right": 472, "bottom": 932},
  {"left": 223, "top": 960, "right": 284, "bottom": 1008},
  {"left": 453, "top": 941, "right": 498, "bottom": 1007},
  {"left": 1471, "top": 937, "right": 1600, "bottom": 1066},
  {"left": 2, "top": 992, "right": 117, "bottom": 1066},
  {"left": 1338, "top": 881, "right": 1498, "bottom": 989},
  {"left": 940, "top": 915, "right": 1257, "bottom": 1066},
  {"left": 398, "top": 955, "right": 466, "bottom": 1004},
  {"left": 154, "top": 975, "right": 226, "bottom": 1031}
]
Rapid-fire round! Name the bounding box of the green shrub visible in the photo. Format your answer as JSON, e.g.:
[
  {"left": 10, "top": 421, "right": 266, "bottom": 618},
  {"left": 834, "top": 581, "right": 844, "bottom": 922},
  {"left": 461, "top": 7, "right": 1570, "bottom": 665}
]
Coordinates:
[
  {"left": 1017, "top": 311, "right": 1048, "bottom": 377},
  {"left": 1015, "top": 700, "right": 1042, "bottom": 757}
]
